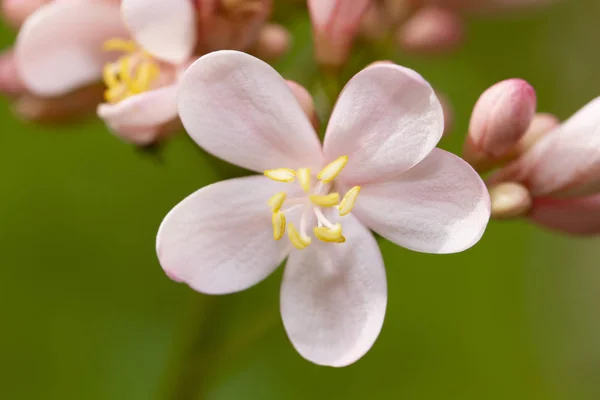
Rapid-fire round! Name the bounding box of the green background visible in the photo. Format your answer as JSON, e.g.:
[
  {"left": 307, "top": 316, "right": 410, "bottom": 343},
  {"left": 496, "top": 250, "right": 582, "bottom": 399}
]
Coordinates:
[{"left": 2, "top": 1, "right": 600, "bottom": 399}]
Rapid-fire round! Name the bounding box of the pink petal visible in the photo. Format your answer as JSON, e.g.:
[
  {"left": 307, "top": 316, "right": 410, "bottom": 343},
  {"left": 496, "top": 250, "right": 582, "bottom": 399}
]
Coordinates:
[
  {"left": 97, "top": 84, "right": 179, "bottom": 145},
  {"left": 121, "top": 0, "right": 196, "bottom": 64},
  {"left": 494, "top": 96, "right": 600, "bottom": 198},
  {"left": 351, "top": 149, "right": 490, "bottom": 254},
  {"left": 178, "top": 51, "right": 323, "bottom": 172},
  {"left": 0, "top": 50, "right": 26, "bottom": 95},
  {"left": 15, "top": 0, "right": 127, "bottom": 96},
  {"left": 280, "top": 213, "right": 387, "bottom": 367},
  {"left": 323, "top": 63, "right": 444, "bottom": 186},
  {"left": 156, "top": 176, "right": 294, "bottom": 295},
  {"left": 530, "top": 195, "right": 600, "bottom": 235}
]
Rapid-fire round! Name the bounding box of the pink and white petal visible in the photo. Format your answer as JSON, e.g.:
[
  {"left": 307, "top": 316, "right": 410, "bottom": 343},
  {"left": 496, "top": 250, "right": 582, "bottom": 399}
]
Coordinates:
[
  {"left": 323, "top": 63, "right": 444, "bottom": 186},
  {"left": 281, "top": 213, "right": 387, "bottom": 367},
  {"left": 352, "top": 149, "right": 490, "bottom": 254},
  {"left": 178, "top": 51, "right": 323, "bottom": 173},
  {"left": 97, "top": 84, "right": 179, "bottom": 144},
  {"left": 121, "top": 0, "right": 196, "bottom": 64},
  {"left": 530, "top": 195, "right": 600, "bottom": 235},
  {"left": 496, "top": 96, "right": 600, "bottom": 198},
  {"left": 15, "top": 0, "right": 127, "bottom": 97},
  {"left": 157, "top": 176, "right": 295, "bottom": 295},
  {"left": 106, "top": 124, "right": 160, "bottom": 146}
]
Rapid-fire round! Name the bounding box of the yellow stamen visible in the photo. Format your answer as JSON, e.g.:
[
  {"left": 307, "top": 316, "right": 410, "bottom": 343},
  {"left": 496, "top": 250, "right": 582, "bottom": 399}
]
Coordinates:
[
  {"left": 287, "top": 222, "right": 311, "bottom": 250},
  {"left": 264, "top": 168, "right": 296, "bottom": 183},
  {"left": 313, "top": 223, "right": 346, "bottom": 243},
  {"left": 317, "top": 155, "right": 348, "bottom": 182},
  {"left": 102, "top": 64, "right": 118, "bottom": 88},
  {"left": 119, "top": 56, "right": 133, "bottom": 87},
  {"left": 267, "top": 192, "right": 287, "bottom": 213},
  {"left": 297, "top": 168, "right": 311, "bottom": 192},
  {"left": 309, "top": 193, "right": 340, "bottom": 207},
  {"left": 272, "top": 212, "right": 286, "bottom": 240},
  {"left": 103, "top": 38, "right": 138, "bottom": 53},
  {"left": 104, "top": 85, "right": 126, "bottom": 103},
  {"left": 338, "top": 186, "right": 361, "bottom": 216}
]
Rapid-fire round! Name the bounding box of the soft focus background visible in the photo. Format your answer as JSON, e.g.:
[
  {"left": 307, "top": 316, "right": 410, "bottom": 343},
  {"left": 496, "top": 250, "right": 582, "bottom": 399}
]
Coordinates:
[{"left": 2, "top": 1, "right": 600, "bottom": 399}]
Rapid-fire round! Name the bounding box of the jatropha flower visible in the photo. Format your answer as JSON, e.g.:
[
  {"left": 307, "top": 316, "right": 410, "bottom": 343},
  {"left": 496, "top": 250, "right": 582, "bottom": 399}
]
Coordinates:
[
  {"left": 15, "top": 0, "right": 197, "bottom": 144},
  {"left": 157, "top": 51, "right": 491, "bottom": 366},
  {"left": 489, "top": 97, "right": 600, "bottom": 235}
]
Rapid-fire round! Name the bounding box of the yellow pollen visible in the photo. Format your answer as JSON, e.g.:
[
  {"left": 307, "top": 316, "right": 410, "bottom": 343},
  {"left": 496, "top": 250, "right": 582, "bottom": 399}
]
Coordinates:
[
  {"left": 272, "top": 212, "right": 286, "bottom": 240},
  {"left": 338, "top": 186, "right": 361, "bottom": 216},
  {"left": 297, "top": 168, "right": 311, "bottom": 192},
  {"left": 313, "top": 224, "right": 346, "bottom": 243},
  {"left": 309, "top": 193, "right": 340, "bottom": 207},
  {"left": 317, "top": 156, "right": 348, "bottom": 182},
  {"left": 287, "top": 222, "right": 311, "bottom": 250},
  {"left": 267, "top": 192, "right": 287, "bottom": 213},
  {"left": 101, "top": 38, "right": 161, "bottom": 104},
  {"left": 264, "top": 168, "right": 296, "bottom": 183}
]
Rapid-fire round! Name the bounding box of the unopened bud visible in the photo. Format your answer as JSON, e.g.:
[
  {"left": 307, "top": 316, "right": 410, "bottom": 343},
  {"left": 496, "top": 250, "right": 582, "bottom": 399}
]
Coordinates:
[
  {"left": 516, "top": 112, "right": 560, "bottom": 155},
  {"left": 286, "top": 80, "right": 319, "bottom": 131},
  {"left": 253, "top": 24, "right": 290, "bottom": 61},
  {"left": 397, "top": 6, "right": 464, "bottom": 54},
  {"left": 464, "top": 79, "right": 536, "bottom": 171},
  {"left": 308, "top": 0, "right": 370, "bottom": 67},
  {"left": 489, "top": 182, "right": 532, "bottom": 220}
]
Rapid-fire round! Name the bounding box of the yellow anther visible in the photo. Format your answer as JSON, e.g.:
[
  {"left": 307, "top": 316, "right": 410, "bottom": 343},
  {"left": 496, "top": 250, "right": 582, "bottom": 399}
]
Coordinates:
[
  {"left": 309, "top": 192, "right": 340, "bottom": 207},
  {"left": 272, "top": 212, "right": 286, "bottom": 240},
  {"left": 103, "top": 38, "right": 138, "bottom": 53},
  {"left": 102, "top": 64, "right": 118, "bottom": 88},
  {"left": 119, "top": 56, "right": 133, "bottom": 87},
  {"left": 267, "top": 192, "right": 287, "bottom": 213},
  {"left": 297, "top": 168, "right": 311, "bottom": 192},
  {"left": 264, "top": 168, "right": 296, "bottom": 183},
  {"left": 104, "top": 85, "right": 126, "bottom": 104},
  {"left": 287, "top": 222, "right": 311, "bottom": 250},
  {"left": 317, "top": 155, "right": 348, "bottom": 182},
  {"left": 313, "top": 223, "right": 346, "bottom": 243},
  {"left": 338, "top": 186, "right": 361, "bottom": 216}
]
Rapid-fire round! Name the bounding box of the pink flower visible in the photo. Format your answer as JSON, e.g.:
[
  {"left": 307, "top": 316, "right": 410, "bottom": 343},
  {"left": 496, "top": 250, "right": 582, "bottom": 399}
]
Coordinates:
[
  {"left": 15, "top": 0, "right": 197, "bottom": 144},
  {"left": 490, "top": 97, "right": 600, "bottom": 234},
  {"left": 308, "top": 0, "right": 371, "bottom": 66},
  {"left": 156, "top": 50, "right": 490, "bottom": 366}
]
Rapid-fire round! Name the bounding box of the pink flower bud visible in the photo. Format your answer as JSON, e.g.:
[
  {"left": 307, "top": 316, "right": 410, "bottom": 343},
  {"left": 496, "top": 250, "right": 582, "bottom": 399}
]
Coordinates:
[
  {"left": 463, "top": 79, "right": 536, "bottom": 169},
  {"left": 396, "top": 6, "right": 464, "bottom": 54},
  {"left": 491, "top": 96, "right": 600, "bottom": 198},
  {"left": 308, "top": 0, "right": 371, "bottom": 67},
  {"left": 0, "top": 50, "right": 25, "bottom": 96},
  {"left": 516, "top": 112, "right": 560, "bottom": 155},
  {"left": 254, "top": 23, "right": 291, "bottom": 61},
  {"left": 2, "top": 0, "right": 50, "bottom": 27},
  {"left": 286, "top": 80, "right": 319, "bottom": 131},
  {"left": 530, "top": 195, "right": 600, "bottom": 235}
]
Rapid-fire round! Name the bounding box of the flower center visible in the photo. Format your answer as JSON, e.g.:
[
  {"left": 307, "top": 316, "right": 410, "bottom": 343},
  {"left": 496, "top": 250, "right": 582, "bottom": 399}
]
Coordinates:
[
  {"left": 264, "top": 156, "right": 361, "bottom": 250},
  {"left": 101, "top": 38, "right": 161, "bottom": 104}
]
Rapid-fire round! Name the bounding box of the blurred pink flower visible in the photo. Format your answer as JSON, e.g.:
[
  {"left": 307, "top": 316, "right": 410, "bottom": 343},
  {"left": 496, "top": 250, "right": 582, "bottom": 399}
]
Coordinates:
[
  {"left": 15, "top": 0, "right": 196, "bottom": 144},
  {"left": 490, "top": 97, "right": 600, "bottom": 234},
  {"left": 308, "top": 0, "right": 371, "bottom": 66},
  {"left": 157, "top": 50, "right": 490, "bottom": 366}
]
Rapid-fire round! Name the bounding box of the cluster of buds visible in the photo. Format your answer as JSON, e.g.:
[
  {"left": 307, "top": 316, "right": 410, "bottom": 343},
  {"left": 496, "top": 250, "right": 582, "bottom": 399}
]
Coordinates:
[{"left": 463, "top": 78, "right": 600, "bottom": 235}]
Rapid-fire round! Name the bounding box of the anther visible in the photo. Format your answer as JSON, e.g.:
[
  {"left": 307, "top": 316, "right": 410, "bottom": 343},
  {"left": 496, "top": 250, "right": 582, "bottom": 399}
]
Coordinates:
[
  {"left": 287, "top": 222, "right": 311, "bottom": 250},
  {"left": 313, "top": 223, "right": 346, "bottom": 243},
  {"left": 272, "top": 212, "right": 286, "bottom": 240},
  {"left": 264, "top": 168, "right": 296, "bottom": 183},
  {"left": 309, "top": 193, "right": 340, "bottom": 207},
  {"left": 267, "top": 192, "right": 287, "bottom": 213},
  {"left": 317, "top": 155, "right": 348, "bottom": 182},
  {"left": 338, "top": 186, "right": 361, "bottom": 216},
  {"left": 103, "top": 38, "right": 137, "bottom": 53},
  {"left": 297, "top": 168, "right": 311, "bottom": 192}
]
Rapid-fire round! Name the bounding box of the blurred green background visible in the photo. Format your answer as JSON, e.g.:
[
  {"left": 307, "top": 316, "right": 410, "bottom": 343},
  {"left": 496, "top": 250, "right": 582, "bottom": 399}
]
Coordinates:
[{"left": 2, "top": 1, "right": 600, "bottom": 399}]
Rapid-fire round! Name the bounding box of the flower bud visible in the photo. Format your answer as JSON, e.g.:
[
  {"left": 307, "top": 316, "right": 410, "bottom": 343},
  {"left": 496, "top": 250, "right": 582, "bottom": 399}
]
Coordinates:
[
  {"left": 516, "top": 112, "right": 560, "bottom": 155},
  {"left": 286, "top": 80, "right": 319, "bottom": 131},
  {"left": 0, "top": 50, "right": 25, "bottom": 96},
  {"left": 253, "top": 24, "right": 291, "bottom": 61},
  {"left": 498, "top": 97, "right": 600, "bottom": 198},
  {"left": 489, "top": 182, "right": 532, "bottom": 220},
  {"left": 463, "top": 79, "right": 536, "bottom": 170},
  {"left": 396, "top": 6, "right": 464, "bottom": 54},
  {"left": 530, "top": 194, "right": 600, "bottom": 235},
  {"left": 308, "top": 0, "right": 370, "bottom": 67},
  {"left": 2, "top": 0, "right": 50, "bottom": 27}
]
